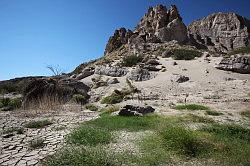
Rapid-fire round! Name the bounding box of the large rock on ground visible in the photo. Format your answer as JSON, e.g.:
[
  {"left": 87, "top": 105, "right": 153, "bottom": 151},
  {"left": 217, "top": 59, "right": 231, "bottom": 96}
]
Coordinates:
[
  {"left": 188, "top": 12, "right": 250, "bottom": 53},
  {"left": 215, "top": 55, "right": 250, "bottom": 74},
  {"left": 95, "top": 66, "right": 129, "bottom": 77},
  {"left": 23, "top": 78, "right": 90, "bottom": 108},
  {"left": 118, "top": 105, "right": 155, "bottom": 116}
]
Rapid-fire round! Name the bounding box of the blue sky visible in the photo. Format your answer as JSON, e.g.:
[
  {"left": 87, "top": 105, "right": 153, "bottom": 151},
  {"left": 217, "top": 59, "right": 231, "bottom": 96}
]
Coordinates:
[{"left": 0, "top": 0, "right": 250, "bottom": 80}]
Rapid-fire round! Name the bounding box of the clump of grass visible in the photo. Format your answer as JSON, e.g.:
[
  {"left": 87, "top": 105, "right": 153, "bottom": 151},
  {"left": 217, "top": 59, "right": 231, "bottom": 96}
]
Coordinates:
[
  {"left": 202, "top": 124, "right": 250, "bottom": 142},
  {"left": 85, "top": 104, "right": 98, "bottom": 112},
  {"left": 25, "top": 119, "right": 52, "bottom": 128},
  {"left": 174, "top": 104, "right": 210, "bottom": 111},
  {"left": 240, "top": 109, "right": 250, "bottom": 118},
  {"left": 171, "top": 49, "right": 202, "bottom": 60},
  {"left": 29, "top": 138, "right": 45, "bottom": 149},
  {"left": 183, "top": 114, "right": 215, "bottom": 123},
  {"left": 43, "top": 147, "right": 117, "bottom": 166},
  {"left": 203, "top": 95, "right": 221, "bottom": 99},
  {"left": 101, "top": 92, "right": 124, "bottom": 104},
  {"left": 228, "top": 46, "right": 250, "bottom": 55},
  {"left": 54, "top": 126, "right": 66, "bottom": 131},
  {"left": 1, "top": 127, "right": 24, "bottom": 135},
  {"left": 0, "top": 97, "right": 22, "bottom": 110},
  {"left": 121, "top": 54, "right": 143, "bottom": 67},
  {"left": 67, "top": 125, "right": 112, "bottom": 146},
  {"left": 72, "top": 94, "right": 87, "bottom": 105},
  {"left": 206, "top": 110, "right": 223, "bottom": 116},
  {"left": 99, "top": 105, "right": 120, "bottom": 116}
]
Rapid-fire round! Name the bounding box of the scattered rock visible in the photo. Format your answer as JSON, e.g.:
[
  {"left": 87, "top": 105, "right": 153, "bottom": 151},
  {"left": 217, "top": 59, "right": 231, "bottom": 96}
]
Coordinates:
[
  {"left": 173, "top": 61, "right": 178, "bottom": 66},
  {"left": 172, "top": 75, "right": 190, "bottom": 83},
  {"left": 146, "top": 59, "right": 160, "bottom": 65},
  {"left": 118, "top": 105, "right": 155, "bottom": 116},
  {"left": 215, "top": 55, "right": 250, "bottom": 74},
  {"left": 95, "top": 66, "right": 129, "bottom": 77},
  {"left": 76, "top": 68, "right": 94, "bottom": 80},
  {"left": 162, "top": 50, "right": 173, "bottom": 58}
]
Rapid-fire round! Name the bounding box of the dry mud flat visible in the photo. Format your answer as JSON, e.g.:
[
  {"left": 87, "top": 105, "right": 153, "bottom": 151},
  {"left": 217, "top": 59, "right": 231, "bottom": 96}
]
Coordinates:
[{"left": 0, "top": 110, "right": 98, "bottom": 166}]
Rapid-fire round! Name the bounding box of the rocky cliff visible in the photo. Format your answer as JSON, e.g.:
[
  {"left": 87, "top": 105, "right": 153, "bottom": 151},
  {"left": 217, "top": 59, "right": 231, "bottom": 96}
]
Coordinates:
[
  {"left": 188, "top": 12, "right": 250, "bottom": 53},
  {"left": 104, "top": 5, "right": 187, "bottom": 55}
]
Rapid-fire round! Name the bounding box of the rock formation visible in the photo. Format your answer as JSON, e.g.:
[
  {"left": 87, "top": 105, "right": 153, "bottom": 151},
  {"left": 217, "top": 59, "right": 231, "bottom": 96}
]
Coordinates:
[
  {"left": 104, "top": 5, "right": 187, "bottom": 55},
  {"left": 215, "top": 55, "right": 250, "bottom": 74},
  {"left": 118, "top": 105, "right": 155, "bottom": 116},
  {"left": 188, "top": 12, "right": 250, "bottom": 53}
]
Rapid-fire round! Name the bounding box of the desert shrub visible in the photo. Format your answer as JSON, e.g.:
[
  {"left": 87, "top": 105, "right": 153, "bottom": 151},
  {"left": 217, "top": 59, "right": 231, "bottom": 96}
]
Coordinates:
[
  {"left": 85, "top": 104, "right": 98, "bottom": 112},
  {"left": 228, "top": 46, "right": 250, "bottom": 55},
  {"left": 121, "top": 54, "right": 143, "bottom": 67},
  {"left": 72, "top": 94, "right": 87, "bottom": 105},
  {"left": 0, "top": 98, "right": 11, "bottom": 107},
  {"left": 0, "top": 97, "right": 22, "bottom": 110},
  {"left": 101, "top": 93, "right": 124, "bottom": 104},
  {"left": 240, "top": 109, "right": 250, "bottom": 118},
  {"left": 2, "top": 127, "right": 24, "bottom": 135},
  {"left": 67, "top": 125, "right": 112, "bottom": 146},
  {"left": 29, "top": 138, "right": 45, "bottom": 149},
  {"left": 206, "top": 110, "right": 223, "bottom": 116},
  {"left": 174, "top": 104, "right": 210, "bottom": 111},
  {"left": 99, "top": 105, "right": 120, "bottom": 116},
  {"left": 25, "top": 119, "right": 52, "bottom": 128},
  {"left": 171, "top": 49, "right": 202, "bottom": 60}
]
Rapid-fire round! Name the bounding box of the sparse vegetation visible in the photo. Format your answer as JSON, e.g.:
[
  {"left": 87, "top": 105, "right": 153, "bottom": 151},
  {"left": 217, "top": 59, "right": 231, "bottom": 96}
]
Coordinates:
[
  {"left": 25, "top": 119, "right": 52, "bottom": 128},
  {"left": 171, "top": 49, "right": 202, "bottom": 60},
  {"left": 228, "top": 46, "right": 250, "bottom": 55},
  {"left": 121, "top": 54, "right": 143, "bottom": 67},
  {"left": 101, "top": 92, "right": 124, "bottom": 104},
  {"left": 240, "top": 109, "right": 250, "bottom": 118},
  {"left": 206, "top": 110, "right": 223, "bottom": 116},
  {"left": 182, "top": 114, "right": 215, "bottom": 123},
  {"left": 0, "top": 83, "right": 20, "bottom": 94},
  {"left": 0, "top": 97, "right": 22, "bottom": 110},
  {"left": 1, "top": 127, "right": 24, "bottom": 135},
  {"left": 99, "top": 105, "right": 119, "bottom": 116},
  {"left": 85, "top": 104, "right": 98, "bottom": 112},
  {"left": 29, "top": 138, "right": 45, "bottom": 149},
  {"left": 174, "top": 104, "right": 210, "bottom": 111}
]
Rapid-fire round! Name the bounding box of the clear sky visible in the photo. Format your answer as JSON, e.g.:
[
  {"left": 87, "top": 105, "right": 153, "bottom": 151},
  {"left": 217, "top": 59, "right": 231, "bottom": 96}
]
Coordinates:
[{"left": 0, "top": 0, "right": 250, "bottom": 80}]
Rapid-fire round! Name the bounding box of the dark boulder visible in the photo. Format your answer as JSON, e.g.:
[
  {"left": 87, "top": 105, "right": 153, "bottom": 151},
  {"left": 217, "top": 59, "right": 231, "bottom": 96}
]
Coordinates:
[{"left": 118, "top": 105, "right": 155, "bottom": 116}]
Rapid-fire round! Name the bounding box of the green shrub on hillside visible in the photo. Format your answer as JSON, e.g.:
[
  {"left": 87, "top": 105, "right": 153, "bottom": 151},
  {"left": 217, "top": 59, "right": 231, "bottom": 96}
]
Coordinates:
[
  {"left": 171, "top": 49, "right": 202, "bottom": 60},
  {"left": 228, "top": 46, "right": 250, "bottom": 55},
  {"left": 121, "top": 54, "right": 143, "bottom": 67},
  {"left": 0, "top": 97, "right": 22, "bottom": 110}
]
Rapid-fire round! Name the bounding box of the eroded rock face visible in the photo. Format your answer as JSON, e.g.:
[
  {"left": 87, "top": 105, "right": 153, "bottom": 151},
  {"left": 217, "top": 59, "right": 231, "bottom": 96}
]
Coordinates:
[
  {"left": 188, "top": 13, "right": 250, "bottom": 53},
  {"left": 95, "top": 65, "right": 129, "bottom": 77},
  {"left": 118, "top": 105, "right": 155, "bottom": 116},
  {"left": 215, "top": 55, "right": 250, "bottom": 74},
  {"left": 104, "top": 5, "right": 187, "bottom": 55}
]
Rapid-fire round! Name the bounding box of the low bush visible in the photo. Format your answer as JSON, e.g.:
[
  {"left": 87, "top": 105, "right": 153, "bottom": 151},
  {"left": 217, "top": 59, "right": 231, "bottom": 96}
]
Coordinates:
[
  {"left": 0, "top": 97, "right": 22, "bottom": 110},
  {"left": 240, "top": 109, "right": 250, "bottom": 118},
  {"left": 121, "top": 54, "right": 143, "bottom": 67},
  {"left": 174, "top": 104, "right": 210, "bottom": 111},
  {"left": 29, "top": 138, "right": 45, "bottom": 149},
  {"left": 25, "top": 119, "right": 52, "bottom": 128},
  {"left": 1, "top": 127, "right": 24, "bottom": 135},
  {"left": 171, "top": 49, "right": 202, "bottom": 60},
  {"left": 101, "top": 93, "right": 124, "bottom": 104},
  {"left": 72, "top": 94, "right": 87, "bottom": 105},
  {"left": 206, "top": 110, "right": 223, "bottom": 116},
  {"left": 228, "top": 46, "right": 250, "bottom": 55},
  {"left": 85, "top": 104, "right": 98, "bottom": 112}
]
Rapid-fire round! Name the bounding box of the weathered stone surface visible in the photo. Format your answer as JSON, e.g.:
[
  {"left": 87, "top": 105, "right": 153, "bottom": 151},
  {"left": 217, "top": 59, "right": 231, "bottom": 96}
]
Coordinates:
[
  {"left": 188, "top": 12, "right": 250, "bottom": 53},
  {"left": 171, "top": 75, "right": 190, "bottom": 83},
  {"left": 118, "top": 105, "right": 155, "bottom": 116},
  {"left": 23, "top": 78, "right": 90, "bottom": 108},
  {"left": 127, "top": 67, "right": 156, "bottom": 81},
  {"left": 107, "top": 78, "right": 119, "bottom": 84},
  {"left": 215, "top": 55, "right": 250, "bottom": 74},
  {"left": 104, "top": 28, "right": 133, "bottom": 55},
  {"left": 95, "top": 66, "right": 129, "bottom": 77}
]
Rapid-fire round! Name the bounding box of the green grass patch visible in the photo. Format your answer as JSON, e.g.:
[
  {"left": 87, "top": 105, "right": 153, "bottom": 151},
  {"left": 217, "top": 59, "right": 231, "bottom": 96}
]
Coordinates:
[
  {"left": 121, "top": 54, "right": 143, "bottom": 67},
  {"left": 1, "top": 127, "right": 24, "bottom": 135},
  {"left": 85, "top": 104, "right": 98, "bottom": 111},
  {"left": 25, "top": 119, "right": 52, "bottom": 128},
  {"left": 174, "top": 104, "right": 210, "bottom": 111},
  {"left": 228, "top": 46, "right": 250, "bottom": 55},
  {"left": 29, "top": 138, "right": 45, "bottom": 149},
  {"left": 206, "top": 110, "right": 223, "bottom": 116},
  {"left": 67, "top": 125, "right": 112, "bottom": 146},
  {"left": 171, "top": 49, "right": 202, "bottom": 60},
  {"left": 182, "top": 114, "right": 215, "bottom": 123},
  {"left": 240, "top": 109, "right": 250, "bottom": 118}
]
